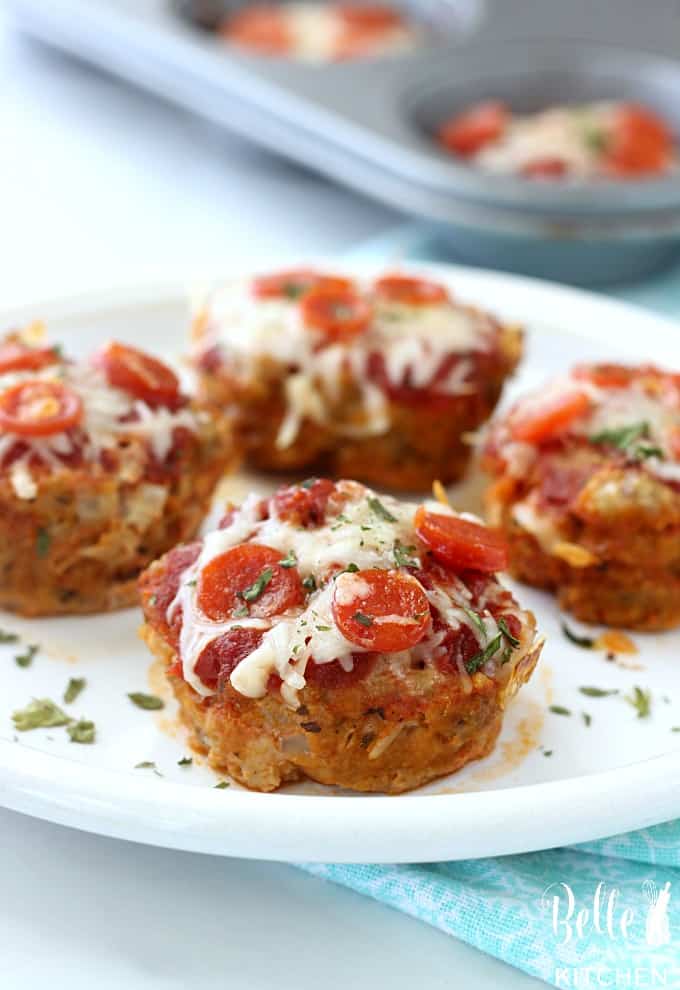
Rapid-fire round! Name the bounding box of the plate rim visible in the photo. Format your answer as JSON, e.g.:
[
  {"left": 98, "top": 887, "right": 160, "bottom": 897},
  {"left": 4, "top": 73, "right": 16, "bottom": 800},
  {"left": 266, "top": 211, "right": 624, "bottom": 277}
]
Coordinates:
[{"left": 1, "top": 257, "right": 680, "bottom": 863}]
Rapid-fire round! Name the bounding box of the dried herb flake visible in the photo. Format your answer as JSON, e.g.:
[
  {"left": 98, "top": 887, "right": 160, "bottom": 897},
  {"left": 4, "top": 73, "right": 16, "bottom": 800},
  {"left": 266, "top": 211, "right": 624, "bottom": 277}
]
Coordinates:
[
  {"left": 128, "top": 692, "right": 164, "bottom": 711},
  {"left": 12, "top": 698, "right": 71, "bottom": 732},
  {"left": 64, "top": 677, "right": 86, "bottom": 704}
]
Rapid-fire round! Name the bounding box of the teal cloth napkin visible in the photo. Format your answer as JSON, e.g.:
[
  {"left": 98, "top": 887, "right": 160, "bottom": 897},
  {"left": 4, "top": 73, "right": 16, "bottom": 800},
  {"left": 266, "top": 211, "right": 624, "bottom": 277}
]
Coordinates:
[{"left": 298, "top": 226, "right": 680, "bottom": 987}]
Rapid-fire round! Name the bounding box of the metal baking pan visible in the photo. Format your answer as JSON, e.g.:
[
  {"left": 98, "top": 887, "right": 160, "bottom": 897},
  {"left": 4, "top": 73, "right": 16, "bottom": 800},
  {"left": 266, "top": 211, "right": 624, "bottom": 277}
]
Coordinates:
[{"left": 9, "top": 0, "right": 680, "bottom": 284}]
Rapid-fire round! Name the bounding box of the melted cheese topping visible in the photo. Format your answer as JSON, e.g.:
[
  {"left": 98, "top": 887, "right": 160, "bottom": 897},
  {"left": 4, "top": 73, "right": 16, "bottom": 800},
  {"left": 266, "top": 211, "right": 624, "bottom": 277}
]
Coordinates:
[
  {"left": 472, "top": 103, "right": 676, "bottom": 179},
  {"left": 0, "top": 354, "right": 198, "bottom": 499},
  {"left": 194, "top": 276, "right": 499, "bottom": 448},
  {"left": 226, "top": 3, "right": 419, "bottom": 62},
  {"left": 168, "top": 480, "right": 525, "bottom": 706}
]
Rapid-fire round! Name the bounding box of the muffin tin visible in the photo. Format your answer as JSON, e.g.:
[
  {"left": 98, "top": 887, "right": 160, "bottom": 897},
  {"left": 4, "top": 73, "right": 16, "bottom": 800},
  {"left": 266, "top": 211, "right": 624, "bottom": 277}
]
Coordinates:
[{"left": 9, "top": 0, "right": 680, "bottom": 283}]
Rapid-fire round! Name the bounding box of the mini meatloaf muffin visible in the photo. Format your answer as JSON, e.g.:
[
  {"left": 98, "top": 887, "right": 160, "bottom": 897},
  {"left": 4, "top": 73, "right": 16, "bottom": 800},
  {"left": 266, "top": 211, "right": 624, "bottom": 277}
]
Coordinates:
[
  {"left": 139, "top": 478, "right": 542, "bottom": 793},
  {"left": 190, "top": 269, "right": 522, "bottom": 490},
  {"left": 0, "top": 332, "right": 234, "bottom": 616},
  {"left": 483, "top": 363, "right": 680, "bottom": 630},
  {"left": 438, "top": 101, "right": 676, "bottom": 180}
]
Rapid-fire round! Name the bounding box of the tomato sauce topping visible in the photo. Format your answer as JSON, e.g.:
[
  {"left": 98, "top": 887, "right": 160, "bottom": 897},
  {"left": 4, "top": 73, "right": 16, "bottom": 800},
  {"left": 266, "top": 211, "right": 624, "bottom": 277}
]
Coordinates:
[
  {"left": 272, "top": 478, "right": 336, "bottom": 526},
  {"left": 520, "top": 157, "right": 568, "bottom": 179},
  {"left": 0, "top": 380, "right": 83, "bottom": 437},
  {"left": 93, "top": 341, "right": 180, "bottom": 409},
  {"left": 197, "top": 543, "right": 304, "bottom": 622},
  {"left": 332, "top": 568, "right": 430, "bottom": 651}
]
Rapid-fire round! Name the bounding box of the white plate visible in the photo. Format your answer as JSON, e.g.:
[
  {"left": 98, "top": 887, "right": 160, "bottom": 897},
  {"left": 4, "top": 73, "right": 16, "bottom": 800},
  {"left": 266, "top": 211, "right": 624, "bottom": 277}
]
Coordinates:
[{"left": 1, "top": 261, "right": 680, "bottom": 864}]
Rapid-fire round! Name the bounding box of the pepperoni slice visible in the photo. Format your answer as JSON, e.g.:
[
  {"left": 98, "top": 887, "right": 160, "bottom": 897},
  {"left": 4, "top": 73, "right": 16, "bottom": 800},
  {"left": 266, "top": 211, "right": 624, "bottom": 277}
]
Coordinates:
[
  {"left": 197, "top": 543, "right": 304, "bottom": 622},
  {"left": 300, "top": 286, "right": 372, "bottom": 341},
  {"left": 332, "top": 568, "right": 430, "bottom": 652},
  {"left": 573, "top": 363, "right": 637, "bottom": 388},
  {"left": 509, "top": 389, "right": 591, "bottom": 444},
  {"left": 373, "top": 274, "right": 449, "bottom": 306},
  {"left": 194, "top": 627, "right": 265, "bottom": 690},
  {"left": 414, "top": 506, "right": 508, "bottom": 573},
  {"left": 603, "top": 104, "right": 673, "bottom": 177},
  {"left": 438, "top": 101, "right": 508, "bottom": 157},
  {"left": 0, "top": 341, "right": 59, "bottom": 375},
  {"left": 0, "top": 379, "right": 83, "bottom": 437},
  {"left": 272, "top": 478, "right": 336, "bottom": 527},
  {"left": 521, "top": 157, "right": 568, "bottom": 179},
  {"left": 93, "top": 341, "right": 180, "bottom": 408},
  {"left": 336, "top": 3, "right": 402, "bottom": 29},
  {"left": 220, "top": 5, "right": 292, "bottom": 55},
  {"left": 252, "top": 269, "right": 353, "bottom": 300}
]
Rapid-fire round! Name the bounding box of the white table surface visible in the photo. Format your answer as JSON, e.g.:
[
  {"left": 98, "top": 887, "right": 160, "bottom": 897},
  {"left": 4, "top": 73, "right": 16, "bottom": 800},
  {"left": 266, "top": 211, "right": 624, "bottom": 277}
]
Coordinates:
[{"left": 0, "top": 14, "right": 541, "bottom": 989}]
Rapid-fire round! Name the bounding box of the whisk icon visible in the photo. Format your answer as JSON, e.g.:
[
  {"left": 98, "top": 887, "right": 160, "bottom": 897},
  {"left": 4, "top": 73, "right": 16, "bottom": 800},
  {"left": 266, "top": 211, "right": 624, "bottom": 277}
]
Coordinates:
[{"left": 643, "top": 880, "right": 671, "bottom": 948}]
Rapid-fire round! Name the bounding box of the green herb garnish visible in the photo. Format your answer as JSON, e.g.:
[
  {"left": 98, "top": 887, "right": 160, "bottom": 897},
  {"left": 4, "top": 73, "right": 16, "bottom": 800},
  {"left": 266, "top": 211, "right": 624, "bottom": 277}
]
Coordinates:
[
  {"left": 36, "top": 527, "right": 51, "bottom": 558},
  {"left": 303, "top": 575, "right": 317, "bottom": 593},
  {"left": 368, "top": 496, "right": 397, "bottom": 523},
  {"left": 562, "top": 623, "right": 594, "bottom": 649},
  {"left": 67, "top": 719, "right": 95, "bottom": 744},
  {"left": 284, "top": 283, "right": 305, "bottom": 300},
  {"left": 128, "top": 692, "right": 164, "bottom": 711},
  {"left": 465, "top": 633, "right": 502, "bottom": 675},
  {"left": 178, "top": 756, "right": 193, "bottom": 767},
  {"left": 0, "top": 630, "right": 19, "bottom": 645},
  {"left": 214, "top": 780, "right": 230, "bottom": 789},
  {"left": 590, "top": 421, "right": 663, "bottom": 461},
  {"left": 353, "top": 611, "right": 374, "bottom": 628},
  {"left": 337, "top": 563, "right": 360, "bottom": 577},
  {"left": 462, "top": 607, "right": 487, "bottom": 641},
  {"left": 498, "top": 617, "right": 520, "bottom": 649},
  {"left": 63, "top": 677, "right": 86, "bottom": 704},
  {"left": 300, "top": 478, "right": 318, "bottom": 489},
  {"left": 549, "top": 705, "right": 572, "bottom": 717},
  {"left": 582, "top": 712, "right": 592, "bottom": 727},
  {"left": 625, "top": 686, "right": 652, "bottom": 719},
  {"left": 12, "top": 698, "right": 71, "bottom": 731},
  {"left": 579, "top": 686, "right": 619, "bottom": 698},
  {"left": 590, "top": 421, "right": 649, "bottom": 449},
  {"left": 15, "top": 644, "right": 38, "bottom": 668},
  {"left": 583, "top": 128, "right": 607, "bottom": 152},
  {"left": 393, "top": 542, "right": 420, "bottom": 569},
  {"left": 279, "top": 550, "right": 298, "bottom": 569},
  {"left": 238, "top": 567, "right": 274, "bottom": 604}
]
